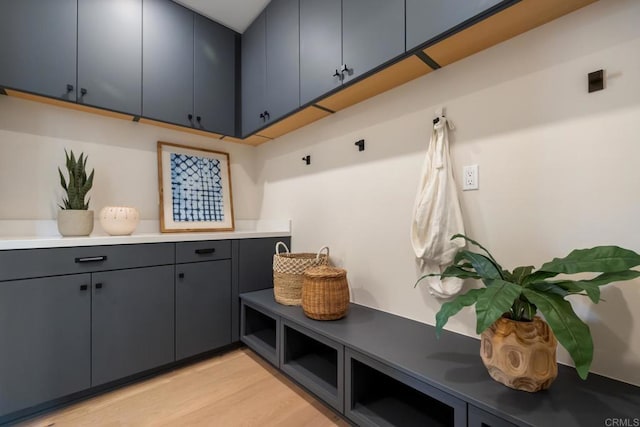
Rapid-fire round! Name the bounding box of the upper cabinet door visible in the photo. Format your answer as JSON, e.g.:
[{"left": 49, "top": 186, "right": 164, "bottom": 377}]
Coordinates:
[
  {"left": 299, "top": 0, "right": 342, "bottom": 106},
  {"left": 265, "top": 0, "right": 300, "bottom": 121},
  {"left": 0, "top": 0, "right": 77, "bottom": 100},
  {"left": 77, "top": 0, "right": 142, "bottom": 115},
  {"left": 241, "top": 12, "right": 266, "bottom": 136},
  {"left": 143, "top": 0, "right": 194, "bottom": 127},
  {"left": 342, "top": 0, "right": 405, "bottom": 84},
  {"left": 194, "top": 15, "right": 238, "bottom": 136},
  {"left": 406, "top": 0, "right": 508, "bottom": 51}
]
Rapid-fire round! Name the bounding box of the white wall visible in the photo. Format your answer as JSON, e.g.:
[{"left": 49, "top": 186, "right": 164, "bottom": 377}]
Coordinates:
[
  {"left": 255, "top": 0, "right": 640, "bottom": 386},
  {"left": 0, "top": 97, "right": 260, "bottom": 221}
]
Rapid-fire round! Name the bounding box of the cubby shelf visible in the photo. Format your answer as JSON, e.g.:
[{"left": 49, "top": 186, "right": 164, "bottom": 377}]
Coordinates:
[
  {"left": 280, "top": 320, "right": 344, "bottom": 412},
  {"left": 240, "top": 302, "right": 279, "bottom": 366},
  {"left": 240, "top": 289, "right": 640, "bottom": 427}
]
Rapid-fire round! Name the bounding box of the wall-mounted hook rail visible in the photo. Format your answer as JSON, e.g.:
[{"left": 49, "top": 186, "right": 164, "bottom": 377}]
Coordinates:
[
  {"left": 302, "top": 155, "right": 311, "bottom": 165},
  {"left": 355, "top": 139, "right": 365, "bottom": 151}
]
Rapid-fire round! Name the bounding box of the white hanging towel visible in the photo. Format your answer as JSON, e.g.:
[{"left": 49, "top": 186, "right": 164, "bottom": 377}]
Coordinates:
[{"left": 410, "top": 115, "right": 466, "bottom": 298}]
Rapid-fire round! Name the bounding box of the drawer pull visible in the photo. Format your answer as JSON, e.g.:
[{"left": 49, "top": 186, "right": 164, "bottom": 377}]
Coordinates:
[
  {"left": 195, "top": 248, "right": 216, "bottom": 255},
  {"left": 178, "top": 273, "right": 185, "bottom": 279},
  {"left": 75, "top": 256, "right": 107, "bottom": 263},
  {"left": 95, "top": 283, "right": 103, "bottom": 289},
  {"left": 80, "top": 284, "right": 88, "bottom": 291}
]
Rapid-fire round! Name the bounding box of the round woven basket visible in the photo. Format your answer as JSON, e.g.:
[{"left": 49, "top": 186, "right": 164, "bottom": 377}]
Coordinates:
[
  {"left": 273, "top": 242, "right": 329, "bottom": 306},
  {"left": 302, "top": 266, "right": 349, "bottom": 320}
]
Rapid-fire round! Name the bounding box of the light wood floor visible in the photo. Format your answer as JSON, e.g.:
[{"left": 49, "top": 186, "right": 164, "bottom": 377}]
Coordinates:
[{"left": 17, "top": 348, "right": 349, "bottom": 427}]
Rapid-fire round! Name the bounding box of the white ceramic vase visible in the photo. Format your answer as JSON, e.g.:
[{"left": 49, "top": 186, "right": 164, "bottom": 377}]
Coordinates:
[
  {"left": 99, "top": 206, "right": 140, "bottom": 236},
  {"left": 57, "top": 210, "right": 94, "bottom": 237}
]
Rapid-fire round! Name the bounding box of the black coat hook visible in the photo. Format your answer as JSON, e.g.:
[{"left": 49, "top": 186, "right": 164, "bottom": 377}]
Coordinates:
[
  {"left": 302, "top": 155, "right": 311, "bottom": 165},
  {"left": 355, "top": 139, "right": 365, "bottom": 151}
]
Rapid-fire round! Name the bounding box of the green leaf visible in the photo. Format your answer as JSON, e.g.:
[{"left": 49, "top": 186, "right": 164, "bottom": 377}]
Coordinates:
[
  {"left": 457, "top": 250, "right": 503, "bottom": 280},
  {"left": 511, "top": 266, "right": 534, "bottom": 284},
  {"left": 527, "top": 281, "right": 570, "bottom": 298},
  {"left": 435, "top": 288, "right": 484, "bottom": 338},
  {"left": 58, "top": 168, "right": 67, "bottom": 191},
  {"left": 522, "top": 289, "right": 593, "bottom": 380},
  {"left": 539, "top": 246, "right": 640, "bottom": 274},
  {"left": 475, "top": 279, "right": 522, "bottom": 333},
  {"left": 440, "top": 264, "right": 481, "bottom": 280},
  {"left": 451, "top": 234, "right": 502, "bottom": 269},
  {"left": 522, "top": 270, "right": 559, "bottom": 286},
  {"left": 549, "top": 270, "right": 640, "bottom": 303}
]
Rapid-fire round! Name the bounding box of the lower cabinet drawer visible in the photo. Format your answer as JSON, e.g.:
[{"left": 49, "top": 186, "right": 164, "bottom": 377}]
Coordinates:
[
  {"left": 345, "top": 348, "right": 467, "bottom": 427},
  {"left": 0, "top": 243, "right": 174, "bottom": 281}
]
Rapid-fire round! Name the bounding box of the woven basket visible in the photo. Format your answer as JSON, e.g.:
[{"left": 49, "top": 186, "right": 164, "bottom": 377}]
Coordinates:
[
  {"left": 273, "top": 242, "right": 329, "bottom": 306},
  {"left": 302, "top": 266, "right": 349, "bottom": 320}
]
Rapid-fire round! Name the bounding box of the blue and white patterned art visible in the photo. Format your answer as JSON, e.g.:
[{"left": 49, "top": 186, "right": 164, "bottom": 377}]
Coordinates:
[{"left": 170, "top": 153, "right": 224, "bottom": 222}]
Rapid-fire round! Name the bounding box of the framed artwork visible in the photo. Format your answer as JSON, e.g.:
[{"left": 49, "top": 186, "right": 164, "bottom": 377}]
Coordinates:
[{"left": 157, "top": 142, "right": 234, "bottom": 232}]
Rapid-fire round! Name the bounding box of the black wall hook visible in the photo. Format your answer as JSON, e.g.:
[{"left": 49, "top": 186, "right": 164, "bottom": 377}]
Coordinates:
[
  {"left": 302, "top": 155, "right": 311, "bottom": 165},
  {"left": 355, "top": 139, "right": 365, "bottom": 151}
]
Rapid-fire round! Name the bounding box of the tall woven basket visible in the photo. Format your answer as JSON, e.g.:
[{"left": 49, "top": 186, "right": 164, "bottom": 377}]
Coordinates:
[
  {"left": 302, "top": 266, "right": 350, "bottom": 320},
  {"left": 273, "top": 242, "right": 329, "bottom": 306}
]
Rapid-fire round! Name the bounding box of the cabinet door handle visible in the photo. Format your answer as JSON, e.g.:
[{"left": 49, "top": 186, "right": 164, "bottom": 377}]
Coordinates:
[
  {"left": 75, "top": 256, "right": 107, "bottom": 263},
  {"left": 340, "top": 64, "right": 348, "bottom": 73},
  {"left": 95, "top": 283, "right": 103, "bottom": 289},
  {"left": 264, "top": 111, "right": 270, "bottom": 120},
  {"left": 195, "top": 248, "right": 216, "bottom": 255},
  {"left": 80, "top": 284, "right": 88, "bottom": 291},
  {"left": 66, "top": 84, "right": 74, "bottom": 92},
  {"left": 80, "top": 88, "right": 87, "bottom": 96},
  {"left": 178, "top": 273, "right": 185, "bottom": 279},
  {"left": 333, "top": 69, "right": 341, "bottom": 78},
  {"left": 196, "top": 116, "right": 202, "bottom": 123},
  {"left": 259, "top": 112, "right": 265, "bottom": 121},
  {"left": 188, "top": 113, "right": 194, "bottom": 122}
]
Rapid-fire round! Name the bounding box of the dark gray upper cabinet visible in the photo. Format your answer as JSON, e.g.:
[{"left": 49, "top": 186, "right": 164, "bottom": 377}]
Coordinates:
[
  {"left": 143, "top": 0, "right": 194, "bottom": 127},
  {"left": 406, "top": 0, "right": 508, "bottom": 51},
  {"left": 0, "top": 274, "right": 91, "bottom": 417},
  {"left": 341, "top": 0, "right": 405, "bottom": 84},
  {"left": 91, "top": 266, "right": 175, "bottom": 386},
  {"left": 0, "top": 0, "right": 77, "bottom": 100},
  {"left": 176, "top": 260, "right": 232, "bottom": 360},
  {"left": 299, "top": 0, "right": 342, "bottom": 106},
  {"left": 242, "top": 0, "right": 300, "bottom": 136},
  {"left": 265, "top": 0, "right": 300, "bottom": 122},
  {"left": 241, "top": 12, "right": 266, "bottom": 136},
  {"left": 300, "top": 0, "right": 404, "bottom": 104},
  {"left": 77, "top": 0, "right": 142, "bottom": 115},
  {"left": 144, "top": 0, "right": 238, "bottom": 134},
  {"left": 194, "top": 15, "right": 238, "bottom": 136}
]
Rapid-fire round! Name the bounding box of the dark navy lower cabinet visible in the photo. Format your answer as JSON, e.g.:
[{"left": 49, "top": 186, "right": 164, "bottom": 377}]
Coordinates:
[
  {"left": 280, "top": 320, "right": 344, "bottom": 412},
  {"left": 0, "top": 274, "right": 91, "bottom": 417},
  {"left": 468, "top": 405, "right": 517, "bottom": 427},
  {"left": 345, "top": 348, "right": 467, "bottom": 427},
  {"left": 240, "top": 300, "right": 280, "bottom": 367},
  {"left": 91, "top": 266, "right": 175, "bottom": 386},
  {"left": 175, "top": 259, "right": 232, "bottom": 360}
]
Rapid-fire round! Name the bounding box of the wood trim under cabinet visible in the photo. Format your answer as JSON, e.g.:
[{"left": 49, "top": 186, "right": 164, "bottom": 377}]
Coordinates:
[
  {"left": 256, "top": 106, "right": 331, "bottom": 140},
  {"left": 316, "top": 55, "right": 433, "bottom": 113},
  {"left": 423, "top": 0, "right": 598, "bottom": 67},
  {"left": 220, "top": 135, "right": 272, "bottom": 146},
  {"left": 5, "top": 89, "right": 135, "bottom": 122},
  {"left": 138, "top": 118, "right": 223, "bottom": 139}
]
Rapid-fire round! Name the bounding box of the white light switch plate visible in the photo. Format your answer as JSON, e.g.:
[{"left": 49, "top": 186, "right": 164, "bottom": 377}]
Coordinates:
[{"left": 463, "top": 165, "right": 479, "bottom": 191}]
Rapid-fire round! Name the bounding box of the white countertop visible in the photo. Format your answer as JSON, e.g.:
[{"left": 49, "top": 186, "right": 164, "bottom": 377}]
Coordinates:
[{"left": 0, "top": 219, "right": 291, "bottom": 250}]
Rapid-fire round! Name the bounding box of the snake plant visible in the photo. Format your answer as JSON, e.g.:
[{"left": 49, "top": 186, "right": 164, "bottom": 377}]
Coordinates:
[
  {"left": 58, "top": 149, "right": 94, "bottom": 210},
  {"left": 416, "top": 234, "right": 640, "bottom": 379}
]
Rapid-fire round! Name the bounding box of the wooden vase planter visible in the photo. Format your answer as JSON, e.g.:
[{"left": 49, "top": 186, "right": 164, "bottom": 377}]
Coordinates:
[{"left": 480, "top": 316, "right": 558, "bottom": 392}]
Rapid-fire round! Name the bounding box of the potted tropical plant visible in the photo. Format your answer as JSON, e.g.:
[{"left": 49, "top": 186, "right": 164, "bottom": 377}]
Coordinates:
[
  {"left": 416, "top": 234, "right": 640, "bottom": 392},
  {"left": 57, "top": 149, "right": 95, "bottom": 237}
]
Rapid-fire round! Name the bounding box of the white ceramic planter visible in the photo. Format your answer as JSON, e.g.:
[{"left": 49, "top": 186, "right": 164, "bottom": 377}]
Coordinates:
[
  {"left": 57, "top": 210, "right": 94, "bottom": 237},
  {"left": 99, "top": 206, "right": 140, "bottom": 236}
]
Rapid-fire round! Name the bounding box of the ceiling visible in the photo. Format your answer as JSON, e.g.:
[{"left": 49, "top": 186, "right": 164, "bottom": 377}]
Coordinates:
[{"left": 174, "top": 0, "right": 271, "bottom": 33}]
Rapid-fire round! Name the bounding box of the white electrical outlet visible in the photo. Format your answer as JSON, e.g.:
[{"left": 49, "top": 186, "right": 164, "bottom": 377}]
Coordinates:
[{"left": 463, "top": 165, "right": 479, "bottom": 191}]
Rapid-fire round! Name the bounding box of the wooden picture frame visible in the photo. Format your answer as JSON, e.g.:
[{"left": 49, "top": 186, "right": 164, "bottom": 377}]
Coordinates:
[{"left": 157, "top": 142, "right": 234, "bottom": 232}]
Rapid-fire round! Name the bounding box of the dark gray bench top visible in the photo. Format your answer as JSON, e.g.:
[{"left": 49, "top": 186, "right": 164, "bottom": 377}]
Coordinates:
[{"left": 241, "top": 289, "right": 640, "bottom": 427}]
